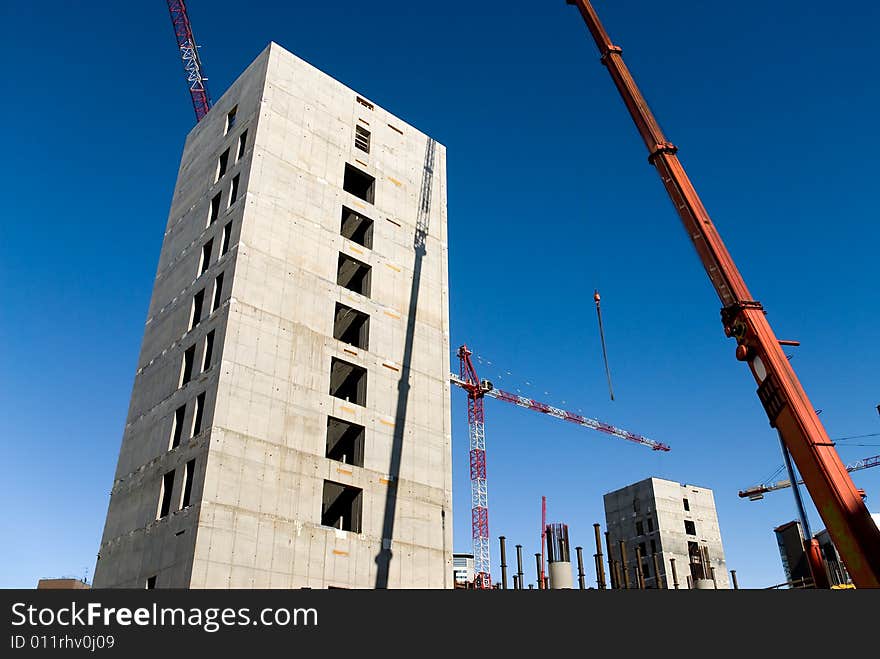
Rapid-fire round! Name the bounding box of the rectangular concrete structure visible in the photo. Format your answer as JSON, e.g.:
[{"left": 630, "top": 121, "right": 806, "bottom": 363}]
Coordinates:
[
  {"left": 604, "top": 477, "right": 729, "bottom": 589},
  {"left": 93, "top": 42, "right": 452, "bottom": 589}
]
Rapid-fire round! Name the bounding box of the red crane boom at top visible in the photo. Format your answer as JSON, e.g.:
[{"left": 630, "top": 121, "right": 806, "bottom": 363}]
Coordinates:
[
  {"left": 166, "top": 1, "right": 212, "bottom": 122},
  {"left": 567, "top": 0, "right": 880, "bottom": 587}
]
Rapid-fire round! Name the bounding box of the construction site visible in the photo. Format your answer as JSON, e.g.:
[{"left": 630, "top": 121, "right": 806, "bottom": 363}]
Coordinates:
[{"left": 71, "top": 1, "right": 880, "bottom": 591}]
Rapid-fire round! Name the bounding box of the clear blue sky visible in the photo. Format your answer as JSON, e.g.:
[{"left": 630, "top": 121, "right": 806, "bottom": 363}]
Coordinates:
[{"left": 1, "top": 1, "right": 878, "bottom": 589}]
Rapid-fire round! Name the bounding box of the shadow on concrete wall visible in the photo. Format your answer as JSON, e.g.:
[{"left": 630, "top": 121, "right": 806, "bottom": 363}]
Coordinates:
[{"left": 374, "top": 137, "right": 436, "bottom": 588}]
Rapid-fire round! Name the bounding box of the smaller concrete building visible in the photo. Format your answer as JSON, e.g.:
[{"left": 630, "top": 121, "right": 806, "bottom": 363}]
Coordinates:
[
  {"left": 604, "top": 477, "right": 729, "bottom": 589},
  {"left": 452, "top": 553, "right": 474, "bottom": 587},
  {"left": 37, "top": 578, "right": 91, "bottom": 590}
]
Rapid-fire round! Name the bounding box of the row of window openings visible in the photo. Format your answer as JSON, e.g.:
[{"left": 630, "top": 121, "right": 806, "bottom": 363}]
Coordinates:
[
  {"left": 180, "top": 326, "right": 216, "bottom": 391},
  {"left": 208, "top": 179, "right": 241, "bottom": 227},
  {"left": 634, "top": 518, "right": 697, "bottom": 537},
  {"left": 160, "top": 473, "right": 365, "bottom": 538},
  {"left": 199, "top": 222, "right": 233, "bottom": 278},
  {"left": 189, "top": 272, "right": 224, "bottom": 333},
  {"left": 165, "top": 430, "right": 365, "bottom": 536},
  {"left": 633, "top": 497, "right": 689, "bottom": 513},
  {"left": 169, "top": 388, "right": 207, "bottom": 451},
  {"left": 318, "top": 156, "right": 377, "bottom": 533},
  {"left": 216, "top": 129, "right": 248, "bottom": 183},
  {"left": 156, "top": 459, "right": 197, "bottom": 521}
]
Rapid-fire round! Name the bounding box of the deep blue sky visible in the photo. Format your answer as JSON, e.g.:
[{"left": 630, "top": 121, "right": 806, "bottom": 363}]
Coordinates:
[{"left": 1, "top": 1, "right": 878, "bottom": 589}]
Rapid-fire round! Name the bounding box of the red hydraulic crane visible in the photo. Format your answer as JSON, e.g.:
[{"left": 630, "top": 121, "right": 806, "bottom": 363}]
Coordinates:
[
  {"left": 166, "top": 1, "right": 212, "bottom": 122},
  {"left": 452, "top": 345, "right": 669, "bottom": 589},
  {"left": 740, "top": 455, "right": 880, "bottom": 501},
  {"left": 567, "top": 0, "right": 880, "bottom": 587}
]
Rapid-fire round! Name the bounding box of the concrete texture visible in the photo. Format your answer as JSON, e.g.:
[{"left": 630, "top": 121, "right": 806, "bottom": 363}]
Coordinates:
[
  {"left": 604, "top": 477, "right": 730, "bottom": 589},
  {"left": 93, "top": 42, "right": 452, "bottom": 589}
]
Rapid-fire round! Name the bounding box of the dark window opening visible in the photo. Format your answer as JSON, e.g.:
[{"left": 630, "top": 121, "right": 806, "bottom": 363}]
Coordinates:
[
  {"left": 190, "top": 289, "right": 205, "bottom": 330},
  {"left": 632, "top": 497, "right": 640, "bottom": 513},
  {"left": 212, "top": 272, "right": 224, "bottom": 312},
  {"left": 217, "top": 149, "right": 230, "bottom": 181},
  {"left": 650, "top": 539, "right": 657, "bottom": 554},
  {"left": 230, "top": 174, "right": 240, "bottom": 205},
  {"left": 638, "top": 542, "right": 646, "bottom": 557},
  {"left": 329, "top": 358, "right": 367, "bottom": 406},
  {"left": 333, "top": 303, "right": 369, "bottom": 350},
  {"left": 336, "top": 254, "right": 371, "bottom": 297},
  {"left": 356, "top": 96, "right": 374, "bottom": 110},
  {"left": 688, "top": 541, "right": 709, "bottom": 581},
  {"left": 342, "top": 164, "right": 375, "bottom": 203},
  {"left": 158, "top": 470, "right": 175, "bottom": 519},
  {"left": 181, "top": 345, "right": 196, "bottom": 386},
  {"left": 226, "top": 106, "right": 237, "bottom": 133},
  {"left": 321, "top": 480, "right": 363, "bottom": 533},
  {"left": 237, "top": 130, "right": 248, "bottom": 160},
  {"left": 170, "top": 405, "right": 185, "bottom": 449},
  {"left": 209, "top": 193, "right": 222, "bottom": 225},
  {"left": 181, "top": 459, "right": 196, "bottom": 508},
  {"left": 192, "top": 392, "right": 206, "bottom": 437},
  {"left": 200, "top": 240, "right": 213, "bottom": 276},
  {"left": 635, "top": 520, "right": 644, "bottom": 536},
  {"left": 203, "top": 330, "right": 215, "bottom": 371},
  {"left": 340, "top": 206, "right": 374, "bottom": 249},
  {"left": 685, "top": 520, "right": 696, "bottom": 535},
  {"left": 221, "top": 221, "right": 233, "bottom": 256},
  {"left": 683, "top": 498, "right": 690, "bottom": 511},
  {"left": 146, "top": 576, "right": 157, "bottom": 589},
  {"left": 326, "top": 417, "right": 365, "bottom": 467},
  {"left": 647, "top": 517, "right": 654, "bottom": 533},
  {"left": 355, "top": 125, "right": 371, "bottom": 153}
]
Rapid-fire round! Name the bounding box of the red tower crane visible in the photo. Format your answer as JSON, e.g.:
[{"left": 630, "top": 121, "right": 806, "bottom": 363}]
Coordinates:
[
  {"left": 166, "top": 1, "right": 212, "bottom": 122},
  {"left": 452, "top": 345, "right": 669, "bottom": 589},
  {"left": 567, "top": 0, "right": 880, "bottom": 587}
]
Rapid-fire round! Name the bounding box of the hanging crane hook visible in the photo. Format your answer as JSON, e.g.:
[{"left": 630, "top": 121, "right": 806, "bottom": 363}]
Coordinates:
[{"left": 594, "top": 289, "right": 615, "bottom": 401}]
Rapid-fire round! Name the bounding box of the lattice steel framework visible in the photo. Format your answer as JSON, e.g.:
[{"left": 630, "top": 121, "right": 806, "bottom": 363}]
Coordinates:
[
  {"left": 453, "top": 344, "right": 669, "bottom": 590},
  {"left": 166, "top": 1, "right": 212, "bottom": 121}
]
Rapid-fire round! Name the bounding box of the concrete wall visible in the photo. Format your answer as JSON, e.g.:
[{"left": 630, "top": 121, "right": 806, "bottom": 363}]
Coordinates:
[
  {"left": 93, "top": 48, "right": 268, "bottom": 589},
  {"left": 604, "top": 477, "right": 730, "bottom": 589},
  {"left": 95, "top": 42, "right": 452, "bottom": 589}
]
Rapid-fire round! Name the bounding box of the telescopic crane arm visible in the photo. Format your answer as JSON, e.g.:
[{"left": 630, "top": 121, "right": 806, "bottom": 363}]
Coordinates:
[{"left": 567, "top": 0, "right": 880, "bottom": 587}]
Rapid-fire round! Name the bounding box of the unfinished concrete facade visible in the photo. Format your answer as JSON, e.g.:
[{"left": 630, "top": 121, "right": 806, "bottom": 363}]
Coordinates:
[
  {"left": 604, "top": 477, "right": 729, "bottom": 589},
  {"left": 93, "top": 42, "right": 452, "bottom": 589}
]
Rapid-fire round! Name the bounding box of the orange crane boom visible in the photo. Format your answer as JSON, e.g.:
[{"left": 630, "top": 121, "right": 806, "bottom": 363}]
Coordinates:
[{"left": 567, "top": 0, "right": 880, "bottom": 587}]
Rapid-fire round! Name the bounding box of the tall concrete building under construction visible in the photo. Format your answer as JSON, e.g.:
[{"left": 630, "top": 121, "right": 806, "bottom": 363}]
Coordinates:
[
  {"left": 604, "top": 477, "right": 729, "bottom": 589},
  {"left": 93, "top": 42, "right": 452, "bottom": 589}
]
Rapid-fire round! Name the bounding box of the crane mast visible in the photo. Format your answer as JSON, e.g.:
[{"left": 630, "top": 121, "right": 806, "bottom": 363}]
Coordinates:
[
  {"left": 567, "top": 0, "right": 880, "bottom": 587},
  {"left": 457, "top": 346, "right": 492, "bottom": 589}
]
